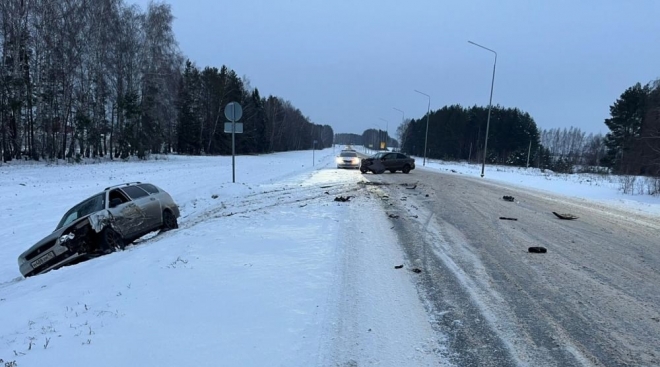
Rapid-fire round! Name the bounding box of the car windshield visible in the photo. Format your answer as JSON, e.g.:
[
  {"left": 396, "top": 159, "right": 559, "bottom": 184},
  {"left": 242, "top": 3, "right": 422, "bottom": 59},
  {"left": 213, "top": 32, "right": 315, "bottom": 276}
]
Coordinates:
[
  {"left": 339, "top": 152, "right": 357, "bottom": 157},
  {"left": 56, "top": 193, "right": 106, "bottom": 230}
]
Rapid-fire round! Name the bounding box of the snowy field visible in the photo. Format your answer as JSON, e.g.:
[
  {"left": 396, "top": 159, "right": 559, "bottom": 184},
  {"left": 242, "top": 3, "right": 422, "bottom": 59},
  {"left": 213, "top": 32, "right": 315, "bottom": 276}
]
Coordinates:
[{"left": 1, "top": 147, "right": 658, "bottom": 366}]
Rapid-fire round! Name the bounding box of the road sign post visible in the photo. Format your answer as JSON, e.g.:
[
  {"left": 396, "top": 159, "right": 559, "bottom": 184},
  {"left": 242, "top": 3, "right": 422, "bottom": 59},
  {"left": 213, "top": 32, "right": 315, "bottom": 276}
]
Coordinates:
[
  {"left": 224, "top": 102, "right": 243, "bottom": 183},
  {"left": 313, "top": 140, "right": 317, "bottom": 166}
]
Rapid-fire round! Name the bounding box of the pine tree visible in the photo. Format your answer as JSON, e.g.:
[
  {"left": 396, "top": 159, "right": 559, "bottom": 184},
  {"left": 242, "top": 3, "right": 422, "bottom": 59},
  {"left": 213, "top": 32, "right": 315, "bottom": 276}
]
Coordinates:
[{"left": 603, "top": 83, "right": 649, "bottom": 172}]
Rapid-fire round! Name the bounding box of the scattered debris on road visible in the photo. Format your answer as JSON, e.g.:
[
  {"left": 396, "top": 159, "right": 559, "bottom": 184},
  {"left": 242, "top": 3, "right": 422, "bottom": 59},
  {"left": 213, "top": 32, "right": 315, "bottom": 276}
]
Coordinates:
[
  {"left": 388, "top": 213, "right": 400, "bottom": 219},
  {"left": 503, "top": 195, "right": 515, "bottom": 202},
  {"left": 406, "top": 184, "right": 417, "bottom": 189},
  {"left": 411, "top": 268, "right": 422, "bottom": 273},
  {"left": 334, "top": 196, "right": 352, "bottom": 202},
  {"left": 394, "top": 265, "right": 404, "bottom": 269},
  {"left": 528, "top": 246, "right": 548, "bottom": 253},
  {"left": 553, "top": 212, "right": 579, "bottom": 220},
  {"left": 499, "top": 217, "right": 518, "bottom": 221}
]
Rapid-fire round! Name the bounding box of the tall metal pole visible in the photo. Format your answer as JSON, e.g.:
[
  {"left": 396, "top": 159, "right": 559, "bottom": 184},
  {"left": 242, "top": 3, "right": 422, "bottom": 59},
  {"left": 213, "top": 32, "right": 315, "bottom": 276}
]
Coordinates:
[
  {"left": 393, "top": 108, "right": 404, "bottom": 151},
  {"left": 526, "top": 140, "right": 532, "bottom": 168},
  {"left": 231, "top": 104, "right": 236, "bottom": 183},
  {"left": 468, "top": 41, "right": 497, "bottom": 178},
  {"left": 414, "top": 90, "right": 431, "bottom": 166}
]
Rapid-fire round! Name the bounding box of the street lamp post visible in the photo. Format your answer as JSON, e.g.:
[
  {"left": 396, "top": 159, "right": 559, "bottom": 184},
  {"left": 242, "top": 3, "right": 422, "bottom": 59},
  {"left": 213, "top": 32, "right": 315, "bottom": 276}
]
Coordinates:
[
  {"left": 393, "top": 108, "right": 404, "bottom": 151},
  {"left": 468, "top": 40, "right": 497, "bottom": 178},
  {"left": 379, "top": 118, "right": 389, "bottom": 150},
  {"left": 414, "top": 90, "right": 431, "bottom": 166}
]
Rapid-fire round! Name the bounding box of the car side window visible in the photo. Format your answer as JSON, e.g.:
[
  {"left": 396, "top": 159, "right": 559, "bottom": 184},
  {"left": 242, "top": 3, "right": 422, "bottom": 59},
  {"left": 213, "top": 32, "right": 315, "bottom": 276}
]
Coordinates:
[
  {"left": 121, "top": 186, "right": 150, "bottom": 200},
  {"left": 138, "top": 184, "right": 159, "bottom": 194},
  {"left": 397, "top": 153, "right": 407, "bottom": 159},
  {"left": 108, "top": 189, "right": 131, "bottom": 208}
]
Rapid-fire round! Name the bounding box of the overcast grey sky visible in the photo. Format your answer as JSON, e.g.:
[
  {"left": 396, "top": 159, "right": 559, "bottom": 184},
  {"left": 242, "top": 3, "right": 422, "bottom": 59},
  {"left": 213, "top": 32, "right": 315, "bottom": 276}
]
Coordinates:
[{"left": 134, "top": 0, "right": 660, "bottom": 136}]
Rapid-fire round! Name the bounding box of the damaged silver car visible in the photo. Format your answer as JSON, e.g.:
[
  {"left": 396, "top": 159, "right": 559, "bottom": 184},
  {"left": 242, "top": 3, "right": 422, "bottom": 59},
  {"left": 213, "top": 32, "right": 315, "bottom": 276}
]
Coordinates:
[{"left": 17, "top": 182, "right": 180, "bottom": 277}]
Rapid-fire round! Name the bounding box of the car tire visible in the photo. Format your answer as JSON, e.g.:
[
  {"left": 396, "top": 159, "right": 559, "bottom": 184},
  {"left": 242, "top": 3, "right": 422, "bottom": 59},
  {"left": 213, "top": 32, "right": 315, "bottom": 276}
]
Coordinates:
[
  {"left": 162, "top": 210, "right": 178, "bottom": 231},
  {"left": 402, "top": 165, "right": 411, "bottom": 174},
  {"left": 360, "top": 167, "right": 368, "bottom": 174},
  {"left": 101, "top": 227, "right": 124, "bottom": 253}
]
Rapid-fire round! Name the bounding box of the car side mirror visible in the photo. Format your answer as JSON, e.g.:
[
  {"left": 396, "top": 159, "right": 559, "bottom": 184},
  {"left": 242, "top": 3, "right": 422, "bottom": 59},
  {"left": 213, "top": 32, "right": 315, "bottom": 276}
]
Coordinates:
[{"left": 110, "top": 198, "right": 123, "bottom": 208}]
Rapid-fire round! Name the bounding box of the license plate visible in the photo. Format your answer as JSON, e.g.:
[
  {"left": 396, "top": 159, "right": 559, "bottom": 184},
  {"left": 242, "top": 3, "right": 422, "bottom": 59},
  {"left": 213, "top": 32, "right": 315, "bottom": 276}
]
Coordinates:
[{"left": 31, "top": 251, "right": 55, "bottom": 269}]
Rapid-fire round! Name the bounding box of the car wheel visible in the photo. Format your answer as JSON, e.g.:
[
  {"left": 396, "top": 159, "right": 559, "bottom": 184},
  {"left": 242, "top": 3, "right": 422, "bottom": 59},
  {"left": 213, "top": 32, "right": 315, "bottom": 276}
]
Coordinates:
[
  {"left": 101, "top": 227, "right": 124, "bottom": 253},
  {"left": 402, "top": 165, "right": 411, "bottom": 174},
  {"left": 389, "top": 169, "right": 397, "bottom": 173},
  {"left": 360, "top": 167, "right": 368, "bottom": 174},
  {"left": 162, "top": 210, "right": 179, "bottom": 231}
]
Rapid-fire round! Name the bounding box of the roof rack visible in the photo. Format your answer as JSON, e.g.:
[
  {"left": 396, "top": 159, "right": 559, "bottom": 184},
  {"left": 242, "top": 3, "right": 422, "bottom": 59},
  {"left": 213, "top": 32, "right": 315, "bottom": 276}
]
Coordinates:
[{"left": 104, "top": 182, "right": 143, "bottom": 191}]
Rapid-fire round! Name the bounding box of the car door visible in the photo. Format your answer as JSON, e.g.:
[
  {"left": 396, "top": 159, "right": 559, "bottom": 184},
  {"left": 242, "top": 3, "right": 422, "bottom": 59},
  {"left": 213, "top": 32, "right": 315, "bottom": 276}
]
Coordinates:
[
  {"left": 381, "top": 153, "right": 396, "bottom": 169},
  {"left": 396, "top": 153, "right": 408, "bottom": 169},
  {"left": 120, "top": 186, "right": 162, "bottom": 233}
]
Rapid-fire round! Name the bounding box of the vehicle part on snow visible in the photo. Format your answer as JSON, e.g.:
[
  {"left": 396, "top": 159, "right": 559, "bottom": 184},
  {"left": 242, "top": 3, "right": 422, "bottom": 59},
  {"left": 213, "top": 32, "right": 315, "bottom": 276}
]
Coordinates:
[
  {"left": 411, "top": 268, "right": 422, "bottom": 273},
  {"left": 388, "top": 214, "right": 400, "bottom": 219},
  {"left": 528, "top": 247, "right": 548, "bottom": 253},
  {"left": 334, "top": 196, "right": 352, "bottom": 202},
  {"left": 503, "top": 195, "right": 515, "bottom": 202},
  {"left": 394, "top": 265, "right": 404, "bottom": 269},
  {"left": 499, "top": 217, "right": 518, "bottom": 221},
  {"left": 553, "top": 212, "right": 579, "bottom": 220}
]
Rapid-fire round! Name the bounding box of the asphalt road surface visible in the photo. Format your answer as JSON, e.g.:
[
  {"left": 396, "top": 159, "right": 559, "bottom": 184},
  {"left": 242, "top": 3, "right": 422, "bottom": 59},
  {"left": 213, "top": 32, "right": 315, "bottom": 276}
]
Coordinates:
[{"left": 362, "top": 168, "right": 660, "bottom": 367}]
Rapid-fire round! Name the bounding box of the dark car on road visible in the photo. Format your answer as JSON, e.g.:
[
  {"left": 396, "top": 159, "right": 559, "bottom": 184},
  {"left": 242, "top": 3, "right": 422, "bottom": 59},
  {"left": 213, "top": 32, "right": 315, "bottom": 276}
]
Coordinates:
[
  {"left": 17, "top": 182, "right": 180, "bottom": 277},
  {"left": 360, "top": 152, "right": 415, "bottom": 174}
]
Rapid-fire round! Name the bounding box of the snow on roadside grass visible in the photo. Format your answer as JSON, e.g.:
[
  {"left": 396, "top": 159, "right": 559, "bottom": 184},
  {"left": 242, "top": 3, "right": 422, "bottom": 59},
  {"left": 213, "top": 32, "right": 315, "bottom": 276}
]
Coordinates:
[
  {"left": 419, "top": 159, "right": 660, "bottom": 216},
  {"left": 0, "top": 148, "right": 446, "bottom": 366}
]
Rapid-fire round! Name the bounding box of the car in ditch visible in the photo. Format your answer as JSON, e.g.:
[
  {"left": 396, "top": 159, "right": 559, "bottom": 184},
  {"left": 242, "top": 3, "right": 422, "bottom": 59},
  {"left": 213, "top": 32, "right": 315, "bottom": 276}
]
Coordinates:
[
  {"left": 17, "top": 182, "right": 180, "bottom": 277},
  {"left": 360, "top": 152, "right": 415, "bottom": 174}
]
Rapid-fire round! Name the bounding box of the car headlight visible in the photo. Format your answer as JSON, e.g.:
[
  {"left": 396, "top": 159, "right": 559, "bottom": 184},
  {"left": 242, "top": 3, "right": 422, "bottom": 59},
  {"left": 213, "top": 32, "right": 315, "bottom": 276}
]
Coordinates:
[
  {"left": 352, "top": 158, "right": 359, "bottom": 164},
  {"left": 59, "top": 233, "right": 75, "bottom": 243}
]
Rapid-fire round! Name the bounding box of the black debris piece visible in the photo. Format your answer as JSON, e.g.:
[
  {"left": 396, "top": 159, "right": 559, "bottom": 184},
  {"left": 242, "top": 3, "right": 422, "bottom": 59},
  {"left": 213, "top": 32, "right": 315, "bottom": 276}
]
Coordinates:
[
  {"left": 503, "top": 195, "right": 515, "bottom": 202},
  {"left": 334, "top": 196, "right": 352, "bottom": 202},
  {"left": 324, "top": 191, "right": 330, "bottom": 195},
  {"left": 406, "top": 184, "right": 417, "bottom": 190},
  {"left": 425, "top": 194, "right": 429, "bottom": 197},
  {"left": 394, "top": 265, "right": 404, "bottom": 269},
  {"left": 388, "top": 214, "right": 400, "bottom": 219},
  {"left": 499, "top": 217, "right": 518, "bottom": 221},
  {"left": 552, "top": 212, "right": 579, "bottom": 220},
  {"left": 411, "top": 268, "right": 422, "bottom": 273},
  {"left": 528, "top": 246, "right": 547, "bottom": 253},
  {"left": 451, "top": 169, "right": 457, "bottom": 173},
  {"left": 320, "top": 185, "right": 332, "bottom": 189}
]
